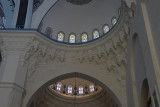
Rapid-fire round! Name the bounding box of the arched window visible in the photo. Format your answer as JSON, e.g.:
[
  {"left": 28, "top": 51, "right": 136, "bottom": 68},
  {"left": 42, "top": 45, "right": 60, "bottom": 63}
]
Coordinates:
[
  {"left": 112, "top": 17, "right": 117, "bottom": 26},
  {"left": 69, "top": 34, "right": 76, "bottom": 43},
  {"left": 103, "top": 25, "right": 109, "bottom": 34},
  {"left": 68, "top": 85, "right": 72, "bottom": 94},
  {"left": 79, "top": 86, "right": 83, "bottom": 94},
  {"left": 118, "top": 8, "right": 121, "bottom": 15},
  {"left": 82, "top": 33, "right": 88, "bottom": 42},
  {"left": 89, "top": 84, "right": 94, "bottom": 92},
  {"left": 93, "top": 30, "right": 99, "bottom": 39},
  {"left": 57, "top": 32, "right": 64, "bottom": 42},
  {"left": 0, "top": 50, "right": 2, "bottom": 63},
  {"left": 45, "top": 27, "right": 53, "bottom": 37},
  {"left": 56, "top": 82, "right": 62, "bottom": 91}
]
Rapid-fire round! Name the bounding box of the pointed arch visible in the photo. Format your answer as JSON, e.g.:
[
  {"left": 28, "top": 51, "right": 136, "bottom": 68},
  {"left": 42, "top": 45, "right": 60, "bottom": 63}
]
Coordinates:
[
  {"left": 140, "top": 79, "right": 151, "bottom": 107},
  {"left": 25, "top": 72, "right": 123, "bottom": 107}
]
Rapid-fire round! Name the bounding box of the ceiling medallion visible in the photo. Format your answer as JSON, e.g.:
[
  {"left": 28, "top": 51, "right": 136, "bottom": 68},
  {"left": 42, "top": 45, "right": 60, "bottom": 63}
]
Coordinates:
[{"left": 66, "top": 0, "right": 92, "bottom": 5}]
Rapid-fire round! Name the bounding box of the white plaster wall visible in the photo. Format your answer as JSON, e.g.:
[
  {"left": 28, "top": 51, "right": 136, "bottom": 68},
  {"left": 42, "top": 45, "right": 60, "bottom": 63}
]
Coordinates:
[
  {"left": 126, "top": 0, "right": 160, "bottom": 106},
  {"left": 144, "top": 0, "right": 160, "bottom": 71},
  {"left": 134, "top": 36, "right": 147, "bottom": 103}
]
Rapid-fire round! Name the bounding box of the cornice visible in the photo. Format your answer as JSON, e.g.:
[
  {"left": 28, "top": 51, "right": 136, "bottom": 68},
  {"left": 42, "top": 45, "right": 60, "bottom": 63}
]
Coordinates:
[{"left": 45, "top": 88, "right": 107, "bottom": 103}]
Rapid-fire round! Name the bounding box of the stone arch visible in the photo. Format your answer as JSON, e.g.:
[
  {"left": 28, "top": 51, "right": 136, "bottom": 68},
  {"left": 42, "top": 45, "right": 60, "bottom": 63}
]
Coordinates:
[
  {"left": 23, "top": 66, "right": 124, "bottom": 107},
  {"left": 31, "top": 0, "right": 58, "bottom": 28},
  {"left": 140, "top": 78, "right": 151, "bottom": 107}
]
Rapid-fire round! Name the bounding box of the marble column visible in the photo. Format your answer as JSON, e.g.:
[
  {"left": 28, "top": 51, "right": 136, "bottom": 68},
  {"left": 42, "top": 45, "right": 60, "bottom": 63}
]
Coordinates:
[
  {"left": 12, "top": 0, "right": 21, "bottom": 28},
  {"left": 24, "top": 0, "right": 34, "bottom": 28}
]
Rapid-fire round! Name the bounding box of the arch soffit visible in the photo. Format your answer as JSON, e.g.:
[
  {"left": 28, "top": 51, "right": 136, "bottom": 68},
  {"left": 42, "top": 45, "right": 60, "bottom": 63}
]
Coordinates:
[{"left": 31, "top": 0, "right": 58, "bottom": 28}]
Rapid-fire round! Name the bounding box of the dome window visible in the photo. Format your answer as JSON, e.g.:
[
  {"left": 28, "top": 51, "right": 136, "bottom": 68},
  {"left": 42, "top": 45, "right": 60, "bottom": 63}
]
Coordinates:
[
  {"left": 56, "top": 82, "right": 62, "bottom": 91},
  {"left": 68, "top": 85, "right": 72, "bottom": 94},
  {"left": 57, "top": 32, "right": 64, "bottom": 42},
  {"left": 79, "top": 86, "right": 83, "bottom": 94},
  {"left": 89, "top": 84, "right": 94, "bottom": 92},
  {"left": 82, "top": 33, "right": 88, "bottom": 42},
  {"left": 93, "top": 30, "right": 99, "bottom": 39},
  {"left": 69, "top": 34, "right": 76, "bottom": 43},
  {"left": 112, "top": 17, "right": 117, "bottom": 26},
  {"left": 103, "top": 25, "right": 109, "bottom": 34}
]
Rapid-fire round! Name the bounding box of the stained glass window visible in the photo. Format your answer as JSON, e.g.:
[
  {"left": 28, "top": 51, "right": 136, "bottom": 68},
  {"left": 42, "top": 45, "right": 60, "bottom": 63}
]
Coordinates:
[
  {"left": 93, "top": 30, "right": 99, "bottom": 39},
  {"left": 103, "top": 25, "right": 109, "bottom": 34},
  {"left": 79, "top": 86, "right": 83, "bottom": 94},
  {"left": 69, "top": 34, "right": 76, "bottom": 43},
  {"left": 57, "top": 32, "right": 64, "bottom": 42},
  {"left": 82, "top": 33, "right": 88, "bottom": 42},
  {"left": 89, "top": 84, "right": 94, "bottom": 92},
  {"left": 112, "top": 17, "right": 117, "bottom": 26},
  {"left": 68, "top": 85, "right": 72, "bottom": 94},
  {"left": 56, "top": 82, "right": 62, "bottom": 91}
]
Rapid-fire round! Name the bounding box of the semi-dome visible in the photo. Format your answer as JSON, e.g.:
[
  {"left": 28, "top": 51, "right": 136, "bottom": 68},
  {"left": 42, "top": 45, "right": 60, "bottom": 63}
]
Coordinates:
[{"left": 39, "top": 0, "right": 121, "bottom": 43}]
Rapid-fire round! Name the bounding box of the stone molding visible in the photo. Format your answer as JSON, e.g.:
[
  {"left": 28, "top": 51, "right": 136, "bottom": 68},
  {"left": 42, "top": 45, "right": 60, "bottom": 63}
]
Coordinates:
[
  {"left": 0, "top": 82, "right": 24, "bottom": 93},
  {"left": 35, "top": 88, "right": 116, "bottom": 106}
]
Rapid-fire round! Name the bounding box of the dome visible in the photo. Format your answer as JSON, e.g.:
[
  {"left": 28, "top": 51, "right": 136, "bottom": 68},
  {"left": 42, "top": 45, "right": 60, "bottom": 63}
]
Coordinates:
[{"left": 39, "top": 0, "right": 121, "bottom": 43}]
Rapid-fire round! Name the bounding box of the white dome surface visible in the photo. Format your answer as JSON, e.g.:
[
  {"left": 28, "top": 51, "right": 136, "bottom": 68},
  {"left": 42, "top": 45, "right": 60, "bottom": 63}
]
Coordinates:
[{"left": 40, "top": 0, "right": 121, "bottom": 43}]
